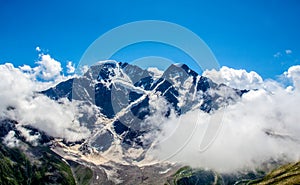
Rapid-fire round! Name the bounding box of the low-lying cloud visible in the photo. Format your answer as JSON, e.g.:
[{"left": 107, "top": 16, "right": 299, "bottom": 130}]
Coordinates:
[
  {"left": 0, "top": 54, "right": 91, "bottom": 142},
  {"left": 1, "top": 52, "right": 299, "bottom": 173},
  {"left": 149, "top": 65, "right": 300, "bottom": 172}
]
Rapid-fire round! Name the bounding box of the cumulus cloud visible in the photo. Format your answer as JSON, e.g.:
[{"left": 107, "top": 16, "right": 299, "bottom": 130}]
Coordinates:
[
  {"left": 203, "top": 66, "right": 263, "bottom": 90},
  {"left": 66, "top": 61, "right": 75, "bottom": 74},
  {"left": 0, "top": 54, "right": 91, "bottom": 142},
  {"left": 18, "top": 54, "right": 63, "bottom": 81},
  {"left": 148, "top": 65, "right": 300, "bottom": 172},
  {"left": 285, "top": 65, "right": 300, "bottom": 90},
  {"left": 35, "top": 54, "right": 62, "bottom": 80}
]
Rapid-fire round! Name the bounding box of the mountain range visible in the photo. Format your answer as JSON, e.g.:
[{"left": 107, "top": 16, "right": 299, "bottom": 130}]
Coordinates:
[
  {"left": 42, "top": 61, "right": 246, "bottom": 157},
  {"left": 0, "top": 61, "right": 299, "bottom": 184}
]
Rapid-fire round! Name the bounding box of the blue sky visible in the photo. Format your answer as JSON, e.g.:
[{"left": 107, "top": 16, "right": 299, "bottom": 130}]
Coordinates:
[{"left": 1, "top": 0, "right": 300, "bottom": 79}]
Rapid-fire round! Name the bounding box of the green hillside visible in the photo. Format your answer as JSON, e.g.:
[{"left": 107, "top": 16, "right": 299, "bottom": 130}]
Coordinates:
[
  {"left": 167, "top": 161, "right": 300, "bottom": 185},
  {"left": 249, "top": 161, "right": 300, "bottom": 185},
  {"left": 0, "top": 143, "right": 76, "bottom": 185}
]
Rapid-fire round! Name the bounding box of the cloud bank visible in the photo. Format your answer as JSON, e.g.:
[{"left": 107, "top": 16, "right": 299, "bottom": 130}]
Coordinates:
[
  {"left": 149, "top": 65, "right": 300, "bottom": 172},
  {"left": 1, "top": 52, "right": 299, "bottom": 173},
  {"left": 0, "top": 54, "right": 91, "bottom": 142}
]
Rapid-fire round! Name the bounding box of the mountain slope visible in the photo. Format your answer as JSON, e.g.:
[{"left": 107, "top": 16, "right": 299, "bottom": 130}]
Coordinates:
[
  {"left": 42, "top": 61, "right": 246, "bottom": 160},
  {"left": 1, "top": 128, "right": 298, "bottom": 185},
  {"left": 248, "top": 161, "right": 300, "bottom": 185},
  {"left": 0, "top": 141, "right": 76, "bottom": 185},
  {"left": 0, "top": 118, "right": 97, "bottom": 185},
  {"left": 1, "top": 61, "right": 299, "bottom": 184},
  {"left": 165, "top": 162, "right": 300, "bottom": 185}
]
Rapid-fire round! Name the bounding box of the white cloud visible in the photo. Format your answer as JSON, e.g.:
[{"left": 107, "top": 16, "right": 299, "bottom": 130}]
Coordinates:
[
  {"left": 0, "top": 55, "right": 91, "bottom": 142},
  {"left": 285, "top": 65, "right": 300, "bottom": 90},
  {"left": 35, "top": 46, "right": 41, "bottom": 52},
  {"left": 285, "top": 49, "right": 292, "bottom": 54},
  {"left": 18, "top": 54, "right": 64, "bottom": 81},
  {"left": 35, "top": 54, "right": 62, "bottom": 80},
  {"left": 2, "top": 52, "right": 300, "bottom": 172},
  {"left": 203, "top": 66, "right": 263, "bottom": 90},
  {"left": 3, "top": 131, "right": 20, "bottom": 148},
  {"left": 17, "top": 97, "right": 91, "bottom": 141},
  {"left": 19, "top": 64, "right": 32, "bottom": 72},
  {"left": 66, "top": 61, "right": 75, "bottom": 74},
  {"left": 18, "top": 126, "right": 40, "bottom": 146},
  {"left": 18, "top": 54, "right": 76, "bottom": 90},
  {"left": 148, "top": 65, "right": 300, "bottom": 172}
]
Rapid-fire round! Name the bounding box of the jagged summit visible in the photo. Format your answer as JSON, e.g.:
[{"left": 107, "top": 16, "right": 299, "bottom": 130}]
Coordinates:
[
  {"left": 2, "top": 60, "right": 295, "bottom": 184},
  {"left": 41, "top": 61, "right": 245, "bottom": 160}
]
